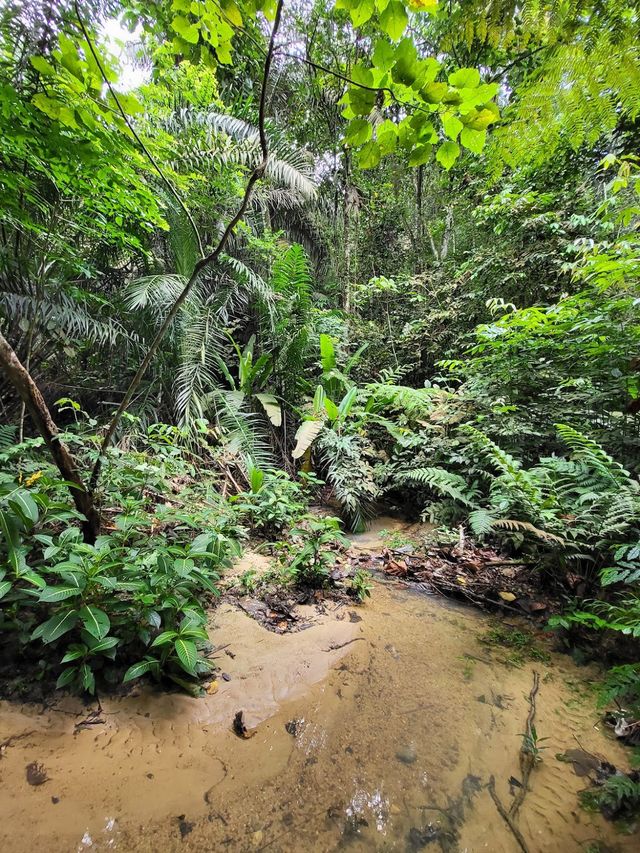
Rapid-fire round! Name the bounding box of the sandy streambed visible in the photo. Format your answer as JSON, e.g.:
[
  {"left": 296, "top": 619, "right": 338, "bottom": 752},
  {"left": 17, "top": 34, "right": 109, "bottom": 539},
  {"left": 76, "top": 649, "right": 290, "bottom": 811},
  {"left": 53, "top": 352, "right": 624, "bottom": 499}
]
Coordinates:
[{"left": 0, "top": 578, "right": 637, "bottom": 852}]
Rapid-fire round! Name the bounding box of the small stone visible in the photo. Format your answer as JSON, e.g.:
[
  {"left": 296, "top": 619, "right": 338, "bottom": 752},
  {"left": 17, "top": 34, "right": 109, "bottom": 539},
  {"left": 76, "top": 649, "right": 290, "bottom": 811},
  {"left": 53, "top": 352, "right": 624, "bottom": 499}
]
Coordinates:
[
  {"left": 222, "top": 673, "right": 231, "bottom": 682},
  {"left": 395, "top": 743, "right": 417, "bottom": 765},
  {"left": 51, "top": 796, "right": 60, "bottom": 804}
]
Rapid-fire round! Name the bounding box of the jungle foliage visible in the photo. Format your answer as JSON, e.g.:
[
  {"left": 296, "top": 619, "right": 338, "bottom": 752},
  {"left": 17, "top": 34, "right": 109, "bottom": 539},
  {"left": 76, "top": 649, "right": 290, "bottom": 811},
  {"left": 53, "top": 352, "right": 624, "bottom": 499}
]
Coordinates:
[{"left": 0, "top": 0, "right": 639, "bottom": 723}]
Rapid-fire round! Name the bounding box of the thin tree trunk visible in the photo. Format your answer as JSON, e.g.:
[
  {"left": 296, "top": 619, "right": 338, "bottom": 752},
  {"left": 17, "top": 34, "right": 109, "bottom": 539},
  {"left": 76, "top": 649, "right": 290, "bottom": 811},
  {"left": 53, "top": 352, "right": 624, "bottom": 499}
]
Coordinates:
[
  {"left": 0, "top": 330, "right": 100, "bottom": 542},
  {"left": 343, "top": 148, "right": 352, "bottom": 313}
]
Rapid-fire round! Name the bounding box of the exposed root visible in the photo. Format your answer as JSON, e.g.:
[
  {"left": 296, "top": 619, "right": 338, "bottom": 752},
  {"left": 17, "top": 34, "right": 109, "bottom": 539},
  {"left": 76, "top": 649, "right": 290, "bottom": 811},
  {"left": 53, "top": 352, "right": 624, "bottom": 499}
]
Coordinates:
[
  {"left": 510, "top": 670, "right": 540, "bottom": 818},
  {"left": 487, "top": 775, "right": 530, "bottom": 853},
  {"left": 487, "top": 671, "right": 540, "bottom": 852}
]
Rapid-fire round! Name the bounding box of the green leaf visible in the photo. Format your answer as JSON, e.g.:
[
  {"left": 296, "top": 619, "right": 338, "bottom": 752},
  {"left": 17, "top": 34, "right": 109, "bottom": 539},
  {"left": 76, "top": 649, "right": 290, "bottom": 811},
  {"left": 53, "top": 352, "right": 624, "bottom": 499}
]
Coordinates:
[
  {"left": 0, "top": 509, "right": 23, "bottom": 573},
  {"left": 372, "top": 38, "right": 395, "bottom": 72},
  {"left": 80, "top": 663, "right": 96, "bottom": 694},
  {"left": 8, "top": 490, "right": 39, "bottom": 525},
  {"left": 460, "top": 126, "right": 486, "bottom": 154},
  {"left": 376, "top": 118, "right": 398, "bottom": 154},
  {"left": 338, "top": 387, "right": 359, "bottom": 418},
  {"left": 38, "top": 585, "right": 82, "bottom": 603},
  {"left": 379, "top": 1, "right": 408, "bottom": 41},
  {"left": 89, "top": 636, "right": 119, "bottom": 654},
  {"left": 56, "top": 667, "right": 78, "bottom": 689},
  {"left": 171, "top": 14, "right": 200, "bottom": 44},
  {"left": 464, "top": 105, "right": 499, "bottom": 130},
  {"left": 347, "top": 86, "right": 376, "bottom": 116},
  {"left": 79, "top": 605, "right": 110, "bottom": 640},
  {"left": 32, "top": 93, "right": 61, "bottom": 120},
  {"left": 30, "top": 55, "right": 55, "bottom": 76},
  {"left": 345, "top": 118, "right": 372, "bottom": 147},
  {"left": 408, "top": 143, "right": 432, "bottom": 166},
  {"left": 420, "top": 81, "right": 447, "bottom": 104},
  {"left": 0, "top": 580, "right": 11, "bottom": 600},
  {"left": 150, "top": 630, "right": 179, "bottom": 648},
  {"left": 436, "top": 140, "right": 460, "bottom": 170},
  {"left": 358, "top": 139, "right": 381, "bottom": 169},
  {"left": 442, "top": 113, "right": 464, "bottom": 140},
  {"left": 123, "top": 659, "right": 158, "bottom": 683},
  {"left": 449, "top": 67, "right": 481, "bottom": 88},
  {"left": 324, "top": 397, "right": 340, "bottom": 420},
  {"left": 174, "top": 638, "right": 198, "bottom": 674},
  {"left": 32, "top": 609, "right": 78, "bottom": 644},
  {"left": 350, "top": 0, "right": 375, "bottom": 27},
  {"left": 61, "top": 644, "right": 87, "bottom": 663},
  {"left": 392, "top": 38, "right": 419, "bottom": 86}
]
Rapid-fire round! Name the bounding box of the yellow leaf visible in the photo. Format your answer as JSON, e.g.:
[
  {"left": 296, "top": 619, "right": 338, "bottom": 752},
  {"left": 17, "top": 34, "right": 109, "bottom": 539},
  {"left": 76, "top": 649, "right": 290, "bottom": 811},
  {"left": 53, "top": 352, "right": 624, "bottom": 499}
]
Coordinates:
[
  {"left": 499, "top": 591, "right": 516, "bottom": 602},
  {"left": 206, "top": 679, "right": 219, "bottom": 694}
]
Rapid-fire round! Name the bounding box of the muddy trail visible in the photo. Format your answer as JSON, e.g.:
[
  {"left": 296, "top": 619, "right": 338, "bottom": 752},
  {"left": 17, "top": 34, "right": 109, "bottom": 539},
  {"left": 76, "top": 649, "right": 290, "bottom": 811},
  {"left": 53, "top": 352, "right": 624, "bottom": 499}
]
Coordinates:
[{"left": 1, "top": 523, "right": 637, "bottom": 852}]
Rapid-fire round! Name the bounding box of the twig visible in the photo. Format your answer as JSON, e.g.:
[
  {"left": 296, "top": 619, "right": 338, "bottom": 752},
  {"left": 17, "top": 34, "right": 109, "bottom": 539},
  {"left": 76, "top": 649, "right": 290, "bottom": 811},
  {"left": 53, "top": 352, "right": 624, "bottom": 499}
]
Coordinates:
[
  {"left": 87, "top": 0, "right": 286, "bottom": 492},
  {"left": 322, "top": 637, "right": 365, "bottom": 652},
  {"left": 487, "top": 775, "right": 529, "bottom": 853}
]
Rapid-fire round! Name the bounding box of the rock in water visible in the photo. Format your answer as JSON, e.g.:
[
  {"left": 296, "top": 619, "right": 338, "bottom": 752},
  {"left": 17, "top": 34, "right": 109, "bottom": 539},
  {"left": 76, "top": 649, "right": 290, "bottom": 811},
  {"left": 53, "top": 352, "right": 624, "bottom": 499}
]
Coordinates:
[{"left": 396, "top": 743, "right": 417, "bottom": 764}]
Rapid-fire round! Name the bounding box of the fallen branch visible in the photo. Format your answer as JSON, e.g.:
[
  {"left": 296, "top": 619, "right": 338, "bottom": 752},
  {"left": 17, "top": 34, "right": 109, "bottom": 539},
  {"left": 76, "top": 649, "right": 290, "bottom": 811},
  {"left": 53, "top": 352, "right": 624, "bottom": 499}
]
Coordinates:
[{"left": 487, "top": 775, "right": 530, "bottom": 853}]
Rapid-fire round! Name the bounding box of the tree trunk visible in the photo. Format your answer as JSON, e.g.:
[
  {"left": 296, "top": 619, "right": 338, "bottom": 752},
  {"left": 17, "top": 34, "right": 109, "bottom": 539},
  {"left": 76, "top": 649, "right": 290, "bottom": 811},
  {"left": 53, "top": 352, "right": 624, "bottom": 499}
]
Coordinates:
[{"left": 0, "top": 330, "right": 99, "bottom": 543}]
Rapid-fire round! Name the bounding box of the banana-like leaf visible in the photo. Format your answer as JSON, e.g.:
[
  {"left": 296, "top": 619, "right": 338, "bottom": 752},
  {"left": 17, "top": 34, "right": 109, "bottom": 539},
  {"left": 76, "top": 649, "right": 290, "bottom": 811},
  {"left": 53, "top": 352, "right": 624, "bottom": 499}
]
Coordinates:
[
  {"left": 255, "top": 393, "right": 282, "bottom": 427},
  {"left": 292, "top": 419, "right": 324, "bottom": 459},
  {"left": 338, "top": 387, "right": 358, "bottom": 419}
]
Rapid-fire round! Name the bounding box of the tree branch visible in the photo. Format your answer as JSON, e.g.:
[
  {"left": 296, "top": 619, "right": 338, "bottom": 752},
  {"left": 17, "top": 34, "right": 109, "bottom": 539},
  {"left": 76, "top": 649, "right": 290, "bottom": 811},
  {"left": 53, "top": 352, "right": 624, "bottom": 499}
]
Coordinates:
[
  {"left": 0, "top": 330, "right": 100, "bottom": 542},
  {"left": 88, "top": 0, "right": 286, "bottom": 492}
]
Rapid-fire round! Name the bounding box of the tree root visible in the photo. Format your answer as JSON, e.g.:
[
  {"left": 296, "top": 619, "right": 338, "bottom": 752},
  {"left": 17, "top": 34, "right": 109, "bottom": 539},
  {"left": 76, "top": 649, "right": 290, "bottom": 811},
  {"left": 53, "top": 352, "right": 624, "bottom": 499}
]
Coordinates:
[
  {"left": 487, "top": 670, "right": 540, "bottom": 853},
  {"left": 487, "top": 775, "right": 530, "bottom": 853},
  {"left": 510, "top": 670, "right": 540, "bottom": 818}
]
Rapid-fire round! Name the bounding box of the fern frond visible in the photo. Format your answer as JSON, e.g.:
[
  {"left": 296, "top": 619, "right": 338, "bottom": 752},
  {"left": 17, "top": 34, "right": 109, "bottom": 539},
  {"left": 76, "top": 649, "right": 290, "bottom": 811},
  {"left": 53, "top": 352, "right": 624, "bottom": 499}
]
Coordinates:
[{"left": 491, "top": 518, "right": 566, "bottom": 544}]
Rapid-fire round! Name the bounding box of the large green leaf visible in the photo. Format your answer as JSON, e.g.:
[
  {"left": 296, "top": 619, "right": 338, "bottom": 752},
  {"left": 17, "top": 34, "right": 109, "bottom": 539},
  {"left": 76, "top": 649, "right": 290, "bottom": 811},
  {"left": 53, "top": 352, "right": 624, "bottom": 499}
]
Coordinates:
[
  {"left": 79, "top": 605, "right": 110, "bottom": 640},
  {"left": 171, "top": 15, "right": 200, "bottom": 44},
  {"left": 174, "top": 638, "right": 198, "bottom": 674},
  {"left": 123, "top": 659, "right": 158, "bottom": 683},
  {"left": 379, "top": 1, "right": 407, "bottom": 41},
  {"left": 8, "top": 489, "right": 39, "bottom": 525},
  {"left": 38, "top": 585, "right": 82, "bottom": 603},
  {"left": 0, "top": 509, "right": 23, "bottom": 573},
  {"left": 449, "top": 67, "right": 481, "bottom": 88},
  {"left": 345, "top": 118, "right": 372, "bottom": 147},
  {"left": 436, "top": 140, "right": 460, "bottom": 170},
  {"left": 460, "top": 126, "right": 486, "bottom": 154},
  {"left": 0, "top": 580, "right": 11, "bottom": 600},
  {"left": 358, "top": 140, "right": 381, "bottom": 169},
  {"left": 32, "top": 609, "right": 78, "bottom": 644}
]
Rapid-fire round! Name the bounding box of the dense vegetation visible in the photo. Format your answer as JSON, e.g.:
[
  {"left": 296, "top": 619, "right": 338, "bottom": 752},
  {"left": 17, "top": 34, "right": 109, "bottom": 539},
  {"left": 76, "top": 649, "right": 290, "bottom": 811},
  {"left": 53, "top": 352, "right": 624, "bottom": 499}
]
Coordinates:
[{"left": 1, "top": 0, "right": 639, "bottom": 787}]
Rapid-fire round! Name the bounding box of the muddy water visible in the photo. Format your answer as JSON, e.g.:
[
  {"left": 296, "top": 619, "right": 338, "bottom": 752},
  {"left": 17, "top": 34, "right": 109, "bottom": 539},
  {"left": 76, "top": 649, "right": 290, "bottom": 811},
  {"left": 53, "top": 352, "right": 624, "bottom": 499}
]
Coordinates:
[{"left": 1, "top": 536, "right": 637, "bottom": 852}]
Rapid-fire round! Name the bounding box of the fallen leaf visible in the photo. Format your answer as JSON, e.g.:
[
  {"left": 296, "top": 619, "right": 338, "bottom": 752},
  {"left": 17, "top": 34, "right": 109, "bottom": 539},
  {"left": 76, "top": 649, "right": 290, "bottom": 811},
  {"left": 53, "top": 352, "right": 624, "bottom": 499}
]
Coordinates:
[
  {"left": 499, "top": 591, "right": 516, "bottom": 602},
  {"left": 206, "top": 680, "right": 219, "bottom": 695}
]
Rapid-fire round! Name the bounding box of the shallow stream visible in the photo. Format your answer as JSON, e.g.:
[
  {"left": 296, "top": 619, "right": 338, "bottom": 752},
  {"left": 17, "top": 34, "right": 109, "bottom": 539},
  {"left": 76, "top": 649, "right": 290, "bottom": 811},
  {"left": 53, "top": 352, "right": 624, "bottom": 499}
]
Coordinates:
[{"left": 0, "top": 524, "right": 637, "bottom": 852}]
